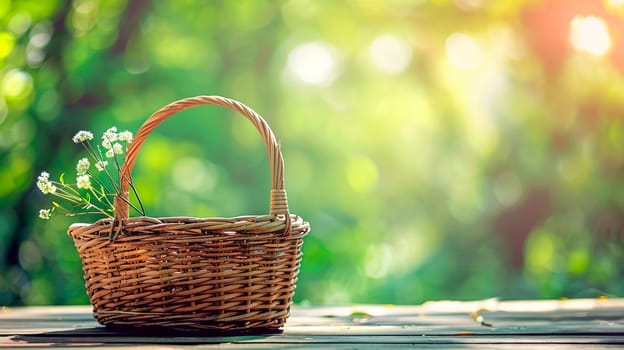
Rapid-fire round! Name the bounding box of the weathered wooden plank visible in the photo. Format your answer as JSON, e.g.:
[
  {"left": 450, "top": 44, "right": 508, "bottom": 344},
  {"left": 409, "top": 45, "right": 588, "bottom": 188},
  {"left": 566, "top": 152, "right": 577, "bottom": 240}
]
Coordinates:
[
  {"left": 4, "top": 307, "right": 624, "bottom": 336},
  {"left": 2, "top": 319, "right": 623, "bottom": 337},
  {"left": 2, "top": 340, "right": 624, "bottom": 350},
  {"left": 0, "top": 300, "right": 623, "bottom": 348},
  {"left": 3, "top": 334, "right": 624, "bottom": 346}
]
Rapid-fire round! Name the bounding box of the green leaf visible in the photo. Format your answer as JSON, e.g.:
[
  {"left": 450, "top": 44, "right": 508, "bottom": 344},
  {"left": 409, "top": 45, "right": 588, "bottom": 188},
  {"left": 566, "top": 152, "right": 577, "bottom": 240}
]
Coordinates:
[
  {"left": 59, "top": 173, "right": 65, "bottom": 184},
  {"left": 350, "top": 311, "right": 372, "bottom": 318},
  {"left": 52, "top": 201, "right": 60, "bottom": 208}
]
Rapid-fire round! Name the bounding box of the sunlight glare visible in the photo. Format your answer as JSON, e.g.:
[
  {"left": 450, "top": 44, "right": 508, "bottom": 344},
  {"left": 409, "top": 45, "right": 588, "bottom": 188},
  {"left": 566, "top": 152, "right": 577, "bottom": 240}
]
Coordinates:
[{"left": 569, "top": 15, "right": 612, "bottom": 56}]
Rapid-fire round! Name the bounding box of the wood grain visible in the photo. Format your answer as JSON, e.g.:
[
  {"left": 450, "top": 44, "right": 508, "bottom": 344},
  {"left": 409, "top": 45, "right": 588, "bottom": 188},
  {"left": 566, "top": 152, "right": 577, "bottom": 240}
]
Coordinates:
[{"left": 1, "top": 299, "right": 623, "bottom": 348}]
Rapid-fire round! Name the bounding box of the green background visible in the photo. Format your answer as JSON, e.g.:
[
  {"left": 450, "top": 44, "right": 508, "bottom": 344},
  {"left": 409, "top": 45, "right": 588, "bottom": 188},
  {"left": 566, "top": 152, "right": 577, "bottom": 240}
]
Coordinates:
[{"left": 1, "top": 0, "right": 623, "bottom": 306}]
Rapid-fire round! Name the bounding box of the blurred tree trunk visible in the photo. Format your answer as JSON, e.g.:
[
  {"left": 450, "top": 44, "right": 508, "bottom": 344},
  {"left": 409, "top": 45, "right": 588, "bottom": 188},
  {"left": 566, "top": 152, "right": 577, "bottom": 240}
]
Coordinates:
[{"left": 493, "top": 188, "right": 551, "bottom": 272}]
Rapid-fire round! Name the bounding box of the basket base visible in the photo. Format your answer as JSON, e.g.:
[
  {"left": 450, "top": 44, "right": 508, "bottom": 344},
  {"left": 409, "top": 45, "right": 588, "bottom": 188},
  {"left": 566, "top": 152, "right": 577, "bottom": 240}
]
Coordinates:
[{"left": 104, "top": 323, "right": 285, "bottom": 336}]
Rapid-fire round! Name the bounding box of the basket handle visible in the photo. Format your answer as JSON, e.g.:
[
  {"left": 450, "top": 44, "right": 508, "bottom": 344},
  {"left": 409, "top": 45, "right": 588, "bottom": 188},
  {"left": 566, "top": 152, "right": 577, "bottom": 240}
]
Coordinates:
[{"left": 113, "top": 95, "right": 290, "bottom": 224}]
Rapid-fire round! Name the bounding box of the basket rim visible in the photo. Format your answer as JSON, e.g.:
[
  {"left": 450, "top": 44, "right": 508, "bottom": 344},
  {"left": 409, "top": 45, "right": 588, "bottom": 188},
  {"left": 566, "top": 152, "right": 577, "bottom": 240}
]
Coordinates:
[
  {"left": 69, "top": 213, "right": 307, "bottom": 225},
  {"left": 67, "top": 214, "right": 310, "bottom": 240}
]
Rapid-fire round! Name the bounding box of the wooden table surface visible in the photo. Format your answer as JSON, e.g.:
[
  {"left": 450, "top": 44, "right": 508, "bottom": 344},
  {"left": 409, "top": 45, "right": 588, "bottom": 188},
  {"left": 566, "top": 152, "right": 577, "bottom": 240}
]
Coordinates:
[{"left": 1, "top": 298, "right": 623, "bottom": 349}]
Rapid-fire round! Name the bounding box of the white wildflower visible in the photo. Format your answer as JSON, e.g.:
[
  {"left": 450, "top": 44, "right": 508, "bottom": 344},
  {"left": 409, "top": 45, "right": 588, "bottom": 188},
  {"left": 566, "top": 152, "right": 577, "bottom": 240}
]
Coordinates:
[
  {"left": 76, "top": 174, "right": 91, "bottom": 189},
  {"left": 105, "top": 148, "right": 115, "bottom": 158},
  {"left": 36, "top": 171, "right": 57, "bottom": 194},
  {"left": 118, "top": 131, "right": 133, "bottom": 144},
  {"left": 95, "top": 160, "right": 108, "bottom": 171},
  {"left": 76, "top": 158, "right": 90, "bottom": 176},
  {"left": 37, "top": 171, "right": 49, "bottom": 184},
  {"left": 72, "top": 131, "right": 94, "bottom": 143},
  {"left": 102, "top": 138, "right": 112, "bottom": 149},
  {"left": 39, "top": 209, "right": 52, "bottom": 220},
  {"left": 102, "top": 127, "right": 118, "bottom": 143},
  {"left": 112, "top": 142, "right": 124, "bottom": 155}
]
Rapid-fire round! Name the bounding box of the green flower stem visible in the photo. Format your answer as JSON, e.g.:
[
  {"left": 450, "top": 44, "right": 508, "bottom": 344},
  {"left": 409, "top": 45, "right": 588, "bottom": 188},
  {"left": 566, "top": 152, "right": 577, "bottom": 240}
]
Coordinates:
[
  {"left": 88, "top": 186, "right": 113, "bottom": 212},
  {"left": 87, "top": 172, "right": 115, "bottom": 207},
  {"left": 114, "top": 192, "right": 144, "bottom": 216},
  {"left": 84, "top": 142, "right": 122, "bottom": 194},
  {"left": 50, "top": 182, "right": 113, "bottom": 218},
  {"left": 107, "top": 140, "right": 145, "bottom": 216}
]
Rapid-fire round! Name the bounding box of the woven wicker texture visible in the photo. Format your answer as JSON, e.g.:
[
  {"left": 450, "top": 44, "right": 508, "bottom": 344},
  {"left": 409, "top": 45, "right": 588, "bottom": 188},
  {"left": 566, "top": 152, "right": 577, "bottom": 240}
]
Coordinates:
[{"left": 68, "top": 96, "right": 310, "bottom": 332}]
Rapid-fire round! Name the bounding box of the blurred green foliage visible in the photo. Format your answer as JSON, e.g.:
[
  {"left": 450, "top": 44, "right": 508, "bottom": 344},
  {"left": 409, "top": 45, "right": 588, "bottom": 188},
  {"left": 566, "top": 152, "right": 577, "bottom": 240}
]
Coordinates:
[{"left": 1, "top": 0, "right": 623, "bottom": 306}]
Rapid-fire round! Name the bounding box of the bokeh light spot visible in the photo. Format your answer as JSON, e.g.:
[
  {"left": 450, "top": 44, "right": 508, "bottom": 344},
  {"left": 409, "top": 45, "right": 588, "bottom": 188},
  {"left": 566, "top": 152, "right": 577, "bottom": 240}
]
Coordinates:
[
  {"left": 525, "top": 228, "right": 557, "bottom": 276},
  {"left": 346, "top": 155, "right": 378, "bottom": 193},
  {"left": 287, "top": 41, "right": 340, "bottom": 86},
  {"left": 2, "top": 69, "right": 34, "bottom": 101},
  {"left": 0, "top": 32, "right": 16, "bottom": 60},
  {"left": 71, "top": 0, "right": 99, "bottom": 34},
  {"left": 368, "top": 34, "right": 413, "bottom": 75},
  {"left": 568, "top": 249, "right": 589, "bottom": 275},
  {"left": 569, "top": 15, "right": 611, "bottom": 56},
  {"left": 364, "top": 244, "right": 393, "bottom": 279},
  {"left": 445, "top": 33, "right": 482, "bottom": 69},
  {"left": 30, "top": 31, "right": 52, "bottom": 48},
  {"left": 172, "top": 157, "right": 216, "bottom": 194},
  {"left": 454, "top": 0, "right": 483, "bottom": 11},
  {"left": 8, "top": 13, "right": 32, "bottom": 35}
]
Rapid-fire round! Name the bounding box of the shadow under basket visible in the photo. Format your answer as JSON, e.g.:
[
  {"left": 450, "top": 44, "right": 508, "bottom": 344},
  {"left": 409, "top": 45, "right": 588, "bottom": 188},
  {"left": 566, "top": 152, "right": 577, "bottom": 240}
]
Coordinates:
[{"left": 67, "top": 96, "right": 310, "bottom": 332}]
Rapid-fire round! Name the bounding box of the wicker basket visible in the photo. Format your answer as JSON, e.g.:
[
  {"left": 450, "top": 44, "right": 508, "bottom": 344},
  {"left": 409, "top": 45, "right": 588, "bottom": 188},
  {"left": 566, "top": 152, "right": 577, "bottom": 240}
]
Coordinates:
[{"left": 68, "top": 96, "right": 310, "bottom": 332}]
